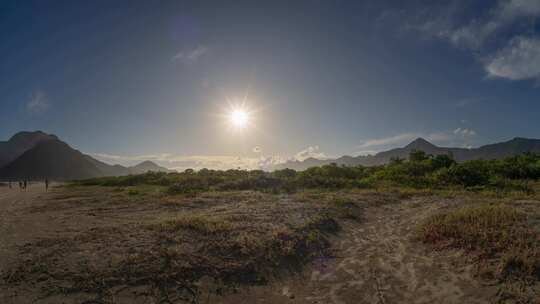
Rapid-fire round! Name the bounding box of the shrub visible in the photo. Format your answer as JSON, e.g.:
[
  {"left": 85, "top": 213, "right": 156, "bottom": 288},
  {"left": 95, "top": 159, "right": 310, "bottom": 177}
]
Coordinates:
[
  {"left": 409, "top": 150, "right": 430, "bottom": 162},
  {"left": 445, "top": 160, "right": 491, "bottom": 187},
  {"left": 167, "top": 177, "right": 210, "bottom": 195},
  {"left": 430, "top": 154, "right": 456, "bottom": 169},
  {"left": 494, "top": 154, "right": 540, "bottom": 180}
]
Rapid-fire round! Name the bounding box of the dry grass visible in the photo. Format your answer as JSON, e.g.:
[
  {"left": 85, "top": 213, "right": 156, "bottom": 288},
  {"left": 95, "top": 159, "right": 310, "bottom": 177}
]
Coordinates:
[
  {"left": 157, "top": 214, "right": 235, "bottom": 234},
  {"left": 4, "top": 184, "right": 539, "bottom": 303},
  {"left": 418, "top": 203, "right": 539, "bottom": 281},
  {"left": 1, "top": 188, "right": 341, "bottom": 303}
]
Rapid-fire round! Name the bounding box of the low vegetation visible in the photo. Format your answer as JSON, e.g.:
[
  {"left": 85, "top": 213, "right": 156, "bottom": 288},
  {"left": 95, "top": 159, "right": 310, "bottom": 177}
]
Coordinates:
[
  {"left": 418, "top": 203, "right": 539, "bottom": 281},
  {"left": 74, "top": 151, "right": 540, "bottom": 195}
]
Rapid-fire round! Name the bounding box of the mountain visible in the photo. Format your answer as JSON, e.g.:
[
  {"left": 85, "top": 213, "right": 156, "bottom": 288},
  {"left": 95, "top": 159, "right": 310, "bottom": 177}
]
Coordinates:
[
  {"left": 471, "top": 137, "right": 540, "bottom": 160},
  {"left": 0, "top": 131, "right": 172, "bottom": 180},
  {"left": 273, "top": 137, "right": 540, "bottom": 171},
  {"left": 0, "top": 131, "right": 58, "bottom": 167},
  {"left": 84, "top": 154, "right": 131, "bottom": 177},
  {"left": 0, "top": 139, "right": 107, "bottom": 180},
  {"left": 2, "top": 131, "right": 539, "bottom": 178},
  {"left": 129, "top": 160, "right": 171, "bottom": 174}
]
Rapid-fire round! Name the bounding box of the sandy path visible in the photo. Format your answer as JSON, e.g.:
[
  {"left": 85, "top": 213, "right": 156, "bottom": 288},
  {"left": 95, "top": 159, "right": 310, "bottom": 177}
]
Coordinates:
[
  {"left": 216, "top": 198, "right": 500, "bottom": 304},
  {"left": 0, "top": 183, "right": 63, "bottom": 304},
  {"left": 0, "top": 183, "right": 57, "bottom": 269}
]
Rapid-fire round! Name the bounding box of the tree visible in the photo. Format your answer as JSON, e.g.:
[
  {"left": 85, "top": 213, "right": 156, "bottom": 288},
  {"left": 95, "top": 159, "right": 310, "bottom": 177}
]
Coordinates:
[
  {"left": 431, "top": 154, "right": 456, "bottom": 169},
  {"left": 389, "top": 157, "right": 405, "bottom": 165},
  {"left": 409, "top": 150, "right": 429, "bottom": 162}
]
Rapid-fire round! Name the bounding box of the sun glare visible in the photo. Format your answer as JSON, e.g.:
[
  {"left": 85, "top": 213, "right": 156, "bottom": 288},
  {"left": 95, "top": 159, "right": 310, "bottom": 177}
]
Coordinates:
[
  {"left": 220, "top": 94, "right": 258, "bottom": 132},
  {"left": 229, "top": 108, "right": 249, "bottom": 129}
]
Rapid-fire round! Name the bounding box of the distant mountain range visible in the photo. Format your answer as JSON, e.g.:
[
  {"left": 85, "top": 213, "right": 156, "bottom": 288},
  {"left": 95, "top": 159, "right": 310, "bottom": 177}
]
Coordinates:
[
  {"left": 1, "top": 131, "right": 540, "bottom": 179},
  {"left": 273, "top": 137, "right": 540, "bottom": 171},
  {"left": 0, "top": 131, "right": 171, "bottom": 180}
]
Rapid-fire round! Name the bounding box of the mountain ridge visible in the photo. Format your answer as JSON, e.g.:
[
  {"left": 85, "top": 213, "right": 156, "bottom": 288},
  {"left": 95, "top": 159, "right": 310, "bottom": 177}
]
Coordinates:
[
  {"left": 0, "top": 131, "right": 58, "bottom": 168},
  {"left": 273, "top": 137, "right": 540, "bottom": 171},
  {"left": 2, "top": 131, "right": 540, "bottom": 177},
  {"left": 0, "top": 131, "right": 171, "bottom": 180}
]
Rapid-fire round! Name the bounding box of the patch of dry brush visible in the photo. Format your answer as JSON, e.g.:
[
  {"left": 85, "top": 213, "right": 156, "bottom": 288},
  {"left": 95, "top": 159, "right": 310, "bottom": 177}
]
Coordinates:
[
  {"left": 418, "top": 203, "right": 539, "bottom": 301},
  {"left": 1, "top": 190, "right": 340, "bottom": 303}
]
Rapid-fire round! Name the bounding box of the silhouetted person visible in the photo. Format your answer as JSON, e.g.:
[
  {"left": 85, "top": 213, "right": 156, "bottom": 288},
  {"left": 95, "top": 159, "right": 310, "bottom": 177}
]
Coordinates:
[
  {"left": 23, "top": 180, "right": 27, "bottom": 190},
  {"left": 45, "top": 178, "right": 49, "bottom": 191},
  {"left": 18, "top": 181, "right": 22, "bottom": 191}
]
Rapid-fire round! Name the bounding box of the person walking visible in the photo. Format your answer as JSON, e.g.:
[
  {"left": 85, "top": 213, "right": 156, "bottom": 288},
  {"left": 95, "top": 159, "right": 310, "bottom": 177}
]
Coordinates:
[
  {"left": 23, "top": 180, "right": 27, "bottom": 190},
  {"left": 45, "top": 178, "right": 49, "bottom": 191},
  {"left": 18, "top": 181, "right": 22, "bottom": 191}
]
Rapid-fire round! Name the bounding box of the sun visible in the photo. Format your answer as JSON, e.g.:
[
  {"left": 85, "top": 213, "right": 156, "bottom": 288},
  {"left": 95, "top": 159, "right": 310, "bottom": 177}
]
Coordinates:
[
  {"left": 219, "top": 95, "right": 258, "bottom": 132},
  {"left": 229, "top": 108, "right": 250, "bottom": 129}
]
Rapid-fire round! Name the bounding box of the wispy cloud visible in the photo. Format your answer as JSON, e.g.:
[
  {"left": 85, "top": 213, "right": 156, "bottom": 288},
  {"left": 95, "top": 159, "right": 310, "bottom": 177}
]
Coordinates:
[
  {"left": 456, "top": 97, "right": 484, "bottom": 108},
  {"left": 453, "top": 127, "right": 476, "bottom": 137},
  {"left": 485, "top": 36, "right": 540, "bottom": 81},
  {"left": 357, "top": 133, "right": 419, "bottom": 149},
  {"left": 92, "top": 153, "right": 173, "bottom": 162},
  {"left": 412, "top": 0, "right": 540, "bottom": 49},
  {"left": 354, "top": 150, "right": 379, "bottom": 156},
  {"left": 497, "top": 0, "right": 540, "bottom": 21},
  {"left": 26, "top": 90, "right": 49, "bottom": 113},
  {"left": 399, "top": 0, "right": 540, "bottom": 83},
  {"left": 172, "top": 45, "right": 208, "bottom": 64}
]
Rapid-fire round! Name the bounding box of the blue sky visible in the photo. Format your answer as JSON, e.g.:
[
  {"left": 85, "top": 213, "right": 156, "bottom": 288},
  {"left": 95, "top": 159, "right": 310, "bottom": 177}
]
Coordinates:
[{"left": 1, "top": 0, "right": 539, "bottom": 170}]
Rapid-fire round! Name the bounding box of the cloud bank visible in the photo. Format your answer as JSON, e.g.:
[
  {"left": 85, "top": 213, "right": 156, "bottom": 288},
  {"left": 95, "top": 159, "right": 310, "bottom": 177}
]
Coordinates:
[
  {"left": 293, "top": 146, "right": 327, "bottom": 161},
  {"left": 92, "top": 146, "right": 328, "bottom": 171}
]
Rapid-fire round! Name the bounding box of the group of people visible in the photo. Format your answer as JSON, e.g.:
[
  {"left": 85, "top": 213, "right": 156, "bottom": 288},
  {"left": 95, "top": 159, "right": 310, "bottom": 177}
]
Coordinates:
[
  {"left": 17, "top": 180, "right": 28, "bottom": 190},
  {"left": 7, "top": 178, "right": 49, "bottom": 191}
]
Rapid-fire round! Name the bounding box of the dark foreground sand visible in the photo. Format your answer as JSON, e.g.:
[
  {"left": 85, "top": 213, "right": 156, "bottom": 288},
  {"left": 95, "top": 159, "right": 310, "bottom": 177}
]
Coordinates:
[{"left": 0, "top": 185, "right": 538, "bottom": 303}]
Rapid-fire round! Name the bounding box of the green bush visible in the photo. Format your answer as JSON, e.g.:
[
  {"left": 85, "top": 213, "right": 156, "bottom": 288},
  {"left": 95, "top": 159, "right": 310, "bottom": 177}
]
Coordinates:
[
  {"left": 494, "top": 154, "right": 540, "bottom": 180},
  {"left": 445, "top": 160, "right": 491, "bottom": 187}
]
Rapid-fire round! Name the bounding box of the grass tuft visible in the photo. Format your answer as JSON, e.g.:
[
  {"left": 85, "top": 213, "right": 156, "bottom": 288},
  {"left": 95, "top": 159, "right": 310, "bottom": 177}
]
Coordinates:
[
  {"left": 156, "top": 214, "right": 234, "bottom": 234},
  {"left": 418, "top": 203, "right": 539, "bottom": 281}
]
